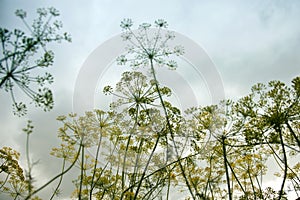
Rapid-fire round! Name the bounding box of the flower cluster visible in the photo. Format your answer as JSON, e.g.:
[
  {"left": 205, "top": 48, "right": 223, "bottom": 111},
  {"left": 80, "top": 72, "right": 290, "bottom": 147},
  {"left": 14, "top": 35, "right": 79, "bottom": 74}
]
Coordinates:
[
  {"left": 0, "top": 7, "right": 71, "bottom": 116},
  {"left": 0, "top": 147, "right": 29, "bottom": 199},
  {"left": 0, "top": 147, "right": 24, "bottom": 180},
  {"left": 103, "top": 71, "right": 172, "bottom": 111},
  {"left": 55, "top": 110, "right": 115, "bottom": 148},
  {"left": 117, "top": 18, "right": 184, "bottom": 69}
]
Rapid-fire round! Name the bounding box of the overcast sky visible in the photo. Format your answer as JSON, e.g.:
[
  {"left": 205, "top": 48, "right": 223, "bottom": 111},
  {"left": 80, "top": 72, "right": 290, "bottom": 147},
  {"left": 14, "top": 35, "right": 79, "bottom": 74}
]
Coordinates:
[{"left": 1, "top": 0, "right": 300, "bottom": 199}]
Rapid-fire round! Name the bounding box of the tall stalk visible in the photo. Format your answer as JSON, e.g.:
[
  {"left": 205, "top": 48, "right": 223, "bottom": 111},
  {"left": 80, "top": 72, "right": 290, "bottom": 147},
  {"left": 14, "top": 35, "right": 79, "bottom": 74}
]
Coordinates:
[
  {"left": 78, "top": 145, "right": 85, "bottom": 200},
  {"left": 277, "top": 126, "right": 288, "bottom": 200},
  {"left": 25, "top": 131, "right": 33, "bottom": 198},
  {"left": 50, "top": 158, "right": 66, "bottom": 200},
  {"left": 221, "top": 136, "right": 232, "bottom": 200},
  {"left": 226, "top": 158, "right": 247, "bottom": 199},
  {"left": 247, "top": 165, "right": 257, "bottom": 200},
  {"left": 286, "top": 121, "right": 300, "bottom": 148},
  {"left": 120, "top": 106, "right": 139, "bottom": 200},
  {"left": 149, "top": 58, "right": 196, "bottom": 199},
  {"left": 134, "top": 134, "right": 160, "bottom": 199},
  {"left": 89, "top": 129, "right": 103, "bottom": 199},
  {"left": 25, "top": 144, "right": 82, "bottom": 200}
]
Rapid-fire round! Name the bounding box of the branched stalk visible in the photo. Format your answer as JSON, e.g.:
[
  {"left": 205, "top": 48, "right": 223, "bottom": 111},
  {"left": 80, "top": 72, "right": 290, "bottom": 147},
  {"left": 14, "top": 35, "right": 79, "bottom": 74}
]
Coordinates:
[
  {"left": 149, "top": 58, "right": 196, "bottom": 199},
  {"left": 131, "top": 137, "right": 144, "bottom": 192},
  {"left": 49, "top": 158, "right": 66, "bottom": 200},
  {"left": 221, "top": 136, "right": 232, "bottom": 200},
  {"left": 291, "top": 180, "right": 300, "bottom": 197},
  {"left": 78, "top": 145, "right": 85, "bottom": 200},
  {"left": 204, "top": 155, "right": 213, "bottom": 199},
  {"left": 255, "top": 175, "right": 263, "bottom": 198},
  {"left": 209, "top": 181, "right": 214, "bottom": 200},
  {"left": 247, "top": 166, "right": 257, "bottom": 200},
  {"left": 13, "top": 193, "right": 19, "bottom": 200},
  {"left": 25, "top": 144, "right": 82, "bottom": 200},
  {"left": 120, "top": 106, "right": 139, "bottom": 200},
  {"left": 226, "top": 158, "right": 247, "bottom": 199},
  {"left": 286, "top": 121, "right": 300, "bottom": 148},
  {"left": 277, "top": 127, "right": 288, "bottom": 200},
  {"left": 121, "top": 134, "right": 132, "bottom": 196},
  {"left": 141, "top": 168, "right": 169, "bottom": 199},
  {"left": 0, "top": 174, "right": 9, "bottom": 189},
  {"left": 122, "top": 154, "right": 181, "bottom": 198},
  {"left": 133, "top": 134, "right": 160, "bottom": 199},
  {"left": 166, "top": 170, "right": 171, "bottom": 199},
  {"left": 89, "top": 129, "right": 103, "bottom": 199},
  {"left": 264, "top": 131, "right": 300, "bottom": 183}
]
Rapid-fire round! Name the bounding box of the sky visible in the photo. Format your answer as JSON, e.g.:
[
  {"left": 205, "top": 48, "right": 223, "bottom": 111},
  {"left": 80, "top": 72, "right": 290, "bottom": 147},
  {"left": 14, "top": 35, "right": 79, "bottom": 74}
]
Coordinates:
[{"left": 0, "top": 0, "right": 300, "bottom": 199}]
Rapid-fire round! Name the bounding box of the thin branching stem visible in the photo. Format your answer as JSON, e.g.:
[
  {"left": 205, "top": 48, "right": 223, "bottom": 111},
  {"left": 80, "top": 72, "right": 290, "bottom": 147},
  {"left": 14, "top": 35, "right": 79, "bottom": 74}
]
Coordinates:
[
  {"left": 49, "top": 158, "right": 66, "bottom": 200},
  {"left": 134, "top": 134, "right": 160, "bottom": 199},
  {"left": 226, "top": 158, "right": 248, "bottom": 199},
  {"left": 278, "top": 126, "right": 288, "bottom": 200},
  {"left": 120, "top": 106, "right": 139, "bottom": 199},
  {"left": 149, "top": 58, "right": 196, "bottom": 199},
  {"left": 24, "top": 143, "right": 82, "bottom": 200},
  {"left": 222, "top": 136, "right": 232, "bottom": 200},
  {"left": 89, "top": 129, "right": 103, "bottom": 198},
  {"left": 286, "top": 121, "right": 300, "bottom": 148},
  {"left": 247, "top": 165, "right": 257, "bottom": 200},
  {"left": 78, "top": 145, "right": 85, "bottom": 200}
]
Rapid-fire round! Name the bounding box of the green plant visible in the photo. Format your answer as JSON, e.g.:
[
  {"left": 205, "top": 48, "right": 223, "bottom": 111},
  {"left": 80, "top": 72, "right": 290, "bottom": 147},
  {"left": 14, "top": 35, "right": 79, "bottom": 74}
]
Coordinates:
[
  {"left": 1, "top": 17, "right": 299, "bottom": 200},
  {"left": 0, "top": 7, "right": 71, "bottom": 116}
]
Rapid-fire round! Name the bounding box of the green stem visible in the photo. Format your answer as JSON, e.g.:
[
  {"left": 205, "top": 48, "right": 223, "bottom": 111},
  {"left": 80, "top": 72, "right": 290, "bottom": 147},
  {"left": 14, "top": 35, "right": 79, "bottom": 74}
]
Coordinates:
[
  {"left": 131, "top": 137, "right": 144, "bottom": 191},
  {"left": 222, "top": 136, "right": 232, "bottom": 200},
  {"left": 78, "top": 145, "right": 85, "bottom": 200},
  {"left": 120, "top": 135, "right": 132, "bottom": 200},
  {"left": 133, "top": 135, "right": 160, "bottom": 199},
  {"left": 25, "top": 144, "right": 82, "bottom": 200},
  {"left": 0, "top": 174, "right": 9, "bottom": 189},
  {"left": 204, "top": 156, "right": 213, "bottom": 198},
  {"left": 226, "top": 158, "right": 247, "bottom": 199},
  {"left": 277, "top": 127, "right": 288, "bottom": 200},
  {"left": 120, "top": 105, "right": 140, "bottom": 200},
  {"left": 149, "top": 58, "right": 196, "bottom": 199},
  {"left": 247, "top": 166, "right": 257, "bottom": 200},
  {"left": 90, "top": 129, "right": 103, "bottom": 198},
  {"left": 286, "top": 121, "right": 300, "bottom": 148},
  {"left": 166, "top": 170, "right": 171, "bottom": 200},
  {"left": 266, "top": 140, "right": 300, "bottom": 183},
  {"left": 255, "top": 175, "right": 263, "bottom": 199},
  {"left": 50, "top": 158, "right": 66, "bottom": 200}
]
